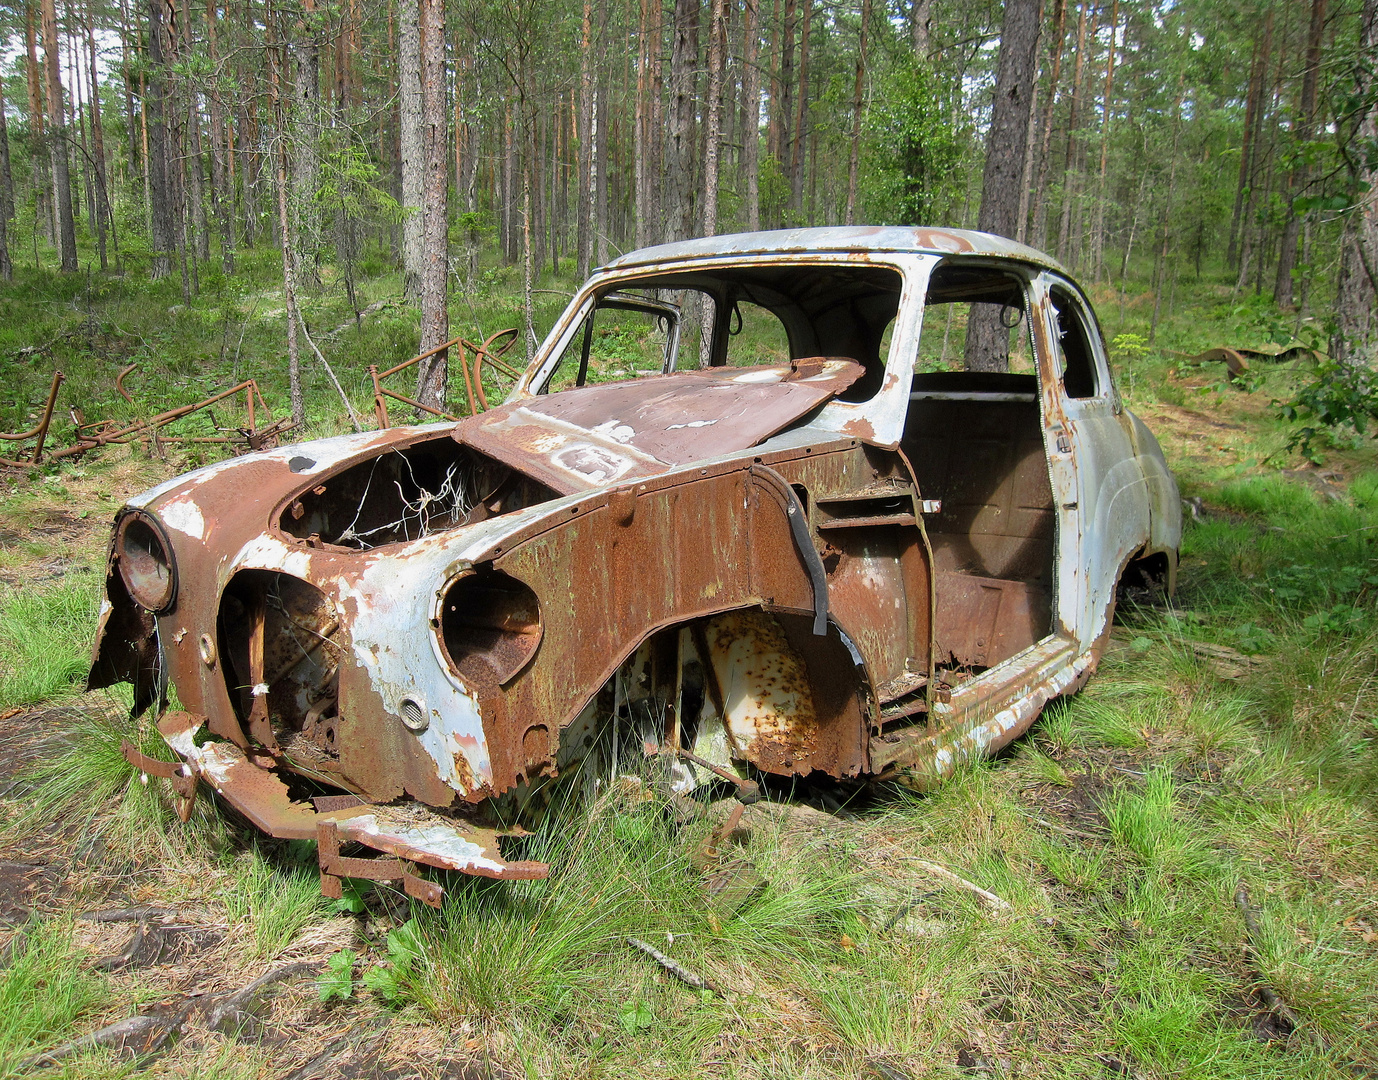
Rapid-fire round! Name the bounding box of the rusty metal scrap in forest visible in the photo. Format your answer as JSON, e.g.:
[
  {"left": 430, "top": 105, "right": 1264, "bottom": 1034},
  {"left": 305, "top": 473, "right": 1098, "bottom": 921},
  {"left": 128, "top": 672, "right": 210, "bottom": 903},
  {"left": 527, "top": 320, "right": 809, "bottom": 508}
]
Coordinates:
[
  {"left": 369, "top": 327, "right": 521, "bottom": 428},
  {"left": 89, "top": 226, "right": 1182, "bottom": 904},
  {"left": 0, "top": 365, "right": 293, "bottom": 470}
]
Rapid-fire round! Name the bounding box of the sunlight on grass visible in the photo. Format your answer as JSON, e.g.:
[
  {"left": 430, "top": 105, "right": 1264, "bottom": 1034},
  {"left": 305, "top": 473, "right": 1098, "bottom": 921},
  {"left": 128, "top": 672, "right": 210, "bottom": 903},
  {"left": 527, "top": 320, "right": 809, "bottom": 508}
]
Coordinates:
[
  {"left": 0, "top": 580, "right": 102, "bottom": 709},
  {"left": 224, "top": 848, "right": 329, "bottom": 960},
  {"left": 0, "top": 920, "right": 110, "bottom": 1077}
]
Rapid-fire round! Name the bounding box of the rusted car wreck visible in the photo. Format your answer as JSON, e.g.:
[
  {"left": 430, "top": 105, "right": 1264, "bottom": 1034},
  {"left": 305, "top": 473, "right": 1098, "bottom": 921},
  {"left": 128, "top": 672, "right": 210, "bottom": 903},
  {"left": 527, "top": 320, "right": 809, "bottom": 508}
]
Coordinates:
[{"left": 92, "top": 227, "right": 1180, "bottom": 904}]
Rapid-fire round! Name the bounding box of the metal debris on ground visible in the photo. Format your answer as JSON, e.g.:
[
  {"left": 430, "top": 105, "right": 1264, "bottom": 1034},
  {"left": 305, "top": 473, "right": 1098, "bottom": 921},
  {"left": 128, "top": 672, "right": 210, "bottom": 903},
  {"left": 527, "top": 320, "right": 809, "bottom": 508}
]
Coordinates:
[
  {"left": 1, "top": 365, "right": 292, "bottom": 470},
  {"left": 1172, "top": 343, "right": 1322, "bottom": 382}
]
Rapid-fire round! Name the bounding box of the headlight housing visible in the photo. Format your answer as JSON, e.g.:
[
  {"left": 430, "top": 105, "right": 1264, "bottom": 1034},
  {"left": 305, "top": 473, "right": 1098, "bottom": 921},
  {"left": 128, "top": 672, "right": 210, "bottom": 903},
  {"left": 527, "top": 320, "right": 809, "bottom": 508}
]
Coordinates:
[
  {"left": 438, "top": 569, "right": 542, "bottom": 689},
  {"left": 114, "top": 510, "right": 178, "bottom": 613}
]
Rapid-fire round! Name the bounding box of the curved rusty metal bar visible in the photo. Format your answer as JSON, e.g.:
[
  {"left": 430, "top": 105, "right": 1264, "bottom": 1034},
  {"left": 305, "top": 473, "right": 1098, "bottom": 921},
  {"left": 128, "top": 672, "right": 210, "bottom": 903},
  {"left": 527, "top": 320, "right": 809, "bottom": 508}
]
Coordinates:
[
  {"left": 468, "top": 327, "right": 521, "bottom": 413},
  {"left": 115, "top": 363, "right": 138, "bottom": 403}
]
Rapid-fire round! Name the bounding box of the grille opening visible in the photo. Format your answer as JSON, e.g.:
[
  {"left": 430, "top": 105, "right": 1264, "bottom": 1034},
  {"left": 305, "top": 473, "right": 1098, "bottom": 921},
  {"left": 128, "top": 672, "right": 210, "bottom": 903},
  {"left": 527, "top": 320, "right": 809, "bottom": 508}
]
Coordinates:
[{"left": 439, "top": 570, "right": 542, "bottom": 689}]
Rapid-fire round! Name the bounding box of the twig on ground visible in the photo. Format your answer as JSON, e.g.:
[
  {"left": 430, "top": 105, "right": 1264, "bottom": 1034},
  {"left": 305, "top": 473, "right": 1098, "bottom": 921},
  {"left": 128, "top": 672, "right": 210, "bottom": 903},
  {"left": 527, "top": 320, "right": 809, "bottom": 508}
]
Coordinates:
[
  {"left": 25, "top": 1014, "right": 177, "bottom": 1067},
  {"left": 297, "top": 318, "right": 363, "bottom": 432},
  {"left": 78, "top": 906, "right": 181, "bottom": 923},
  {"left": 205, "top": 961, "right": 320, "bottom": 1033},
  {"left": 1234, "top": 883, "right": 1302, "bottom": 1034},
  {"left": 909, "top": 859, "right": 1013, "bottom": 912},
  {"left": 627, "top": 937, "right": 721, "bottom": 995}
]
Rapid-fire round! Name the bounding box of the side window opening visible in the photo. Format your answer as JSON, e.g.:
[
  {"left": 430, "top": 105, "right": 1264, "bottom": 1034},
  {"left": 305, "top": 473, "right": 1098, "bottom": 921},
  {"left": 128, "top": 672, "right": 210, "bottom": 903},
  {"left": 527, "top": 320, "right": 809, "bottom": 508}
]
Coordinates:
[
  {"left": 1049, "top": 287, "right": 1100, "bottom": 399},
  {"left": 724, "top": 300, "right": 792, "bottom": 367}
]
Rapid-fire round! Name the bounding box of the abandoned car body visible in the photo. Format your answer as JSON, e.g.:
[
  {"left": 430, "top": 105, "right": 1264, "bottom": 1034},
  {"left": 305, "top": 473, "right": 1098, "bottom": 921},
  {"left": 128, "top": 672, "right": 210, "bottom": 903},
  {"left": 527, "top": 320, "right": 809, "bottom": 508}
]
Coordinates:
[{"left": 91, "top": 227, "right": 1180, "bottom": 903}]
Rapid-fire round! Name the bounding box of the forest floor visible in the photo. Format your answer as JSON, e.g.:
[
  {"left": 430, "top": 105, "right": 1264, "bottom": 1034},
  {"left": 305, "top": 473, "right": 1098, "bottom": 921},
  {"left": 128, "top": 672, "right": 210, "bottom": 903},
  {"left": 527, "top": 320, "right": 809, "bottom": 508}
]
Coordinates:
[{"left": 0, "top": 255, "right": 1376, "bottom": 1079}]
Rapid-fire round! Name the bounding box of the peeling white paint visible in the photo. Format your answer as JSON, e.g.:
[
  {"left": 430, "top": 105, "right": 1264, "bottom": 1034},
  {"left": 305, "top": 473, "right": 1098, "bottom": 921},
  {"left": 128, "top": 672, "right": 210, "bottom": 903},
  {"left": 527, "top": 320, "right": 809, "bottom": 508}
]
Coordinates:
[{"left": 158, "top": 497, "right": 206, "bottom": 540}]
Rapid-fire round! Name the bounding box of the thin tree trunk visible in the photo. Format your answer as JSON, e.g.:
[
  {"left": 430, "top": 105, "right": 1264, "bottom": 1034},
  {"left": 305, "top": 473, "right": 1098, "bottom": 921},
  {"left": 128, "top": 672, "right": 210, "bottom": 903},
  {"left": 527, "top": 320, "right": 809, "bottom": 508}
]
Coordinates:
[
  {"left": 1227, "top": 33, "right": 1263, "bottom": 268},
  {"left": 667, "top": 0, "right": 700, "bottom": 242},
  {"left": 399, "top": 0, "right": 423, "bottom": 299},
  {"left": 789, "top": 0, "right": 810, "bottom": 215},
  {"left": 1334, "top": 0, "right": 1378, "bottom": 362},
  {"left": 911, "top": 0, "right": 930, "bottom": 59},
  {"left": 41, "top": 0, "right": 77, "bottom": 271},
  {"left": 0, "top": 78, "right": 14, "bottom": 224},
  {"left": 700, "top": 0, "right": 727, "bottom": 364},
  {"left": 145, "top": 0, "right": 174, "bottom": 277},
  {"left": 577, "top": 0, "right": 593, "bottom": 275},
  {"left": 85, "top": 0, "right": 110, "bottom": 269},
  {"left": 1090, "top": 0, "right": 1118, "bottom": 280},
  {"left": 268, "top": 1, "right": 304, "bottom": 426},
  {"left": 206, "top": 0, "right": 233, "bottom": 271},
  {"left": 1055, "top": 1, "right": 1088, "bottom": 263},
  {"left": 414, "top": 0, "right": 448, "bottom": 409},
  {"left": 1234, "top": 10, "right": 1273, "bottom": 294},
  {"left": 967, "top": 0, "right": 1041, "bottom": 372},
  {"left": 1274, "top": 0, "right": 1326, "bottom": 307},
  {"left": 1149, "top": 80, "right": 1185, "bottom": 345},
  {"left": 25, "top": 0, "right": 52, "bottom": 244},
  {"left": 635, "top": 0, "right": 650, "bottom": 247},
  {"left": 742, "top": 0, "right": 760, "bottom": 230},
  {"left": 845, "top": 0, "right": 869, "bottom": 226}
]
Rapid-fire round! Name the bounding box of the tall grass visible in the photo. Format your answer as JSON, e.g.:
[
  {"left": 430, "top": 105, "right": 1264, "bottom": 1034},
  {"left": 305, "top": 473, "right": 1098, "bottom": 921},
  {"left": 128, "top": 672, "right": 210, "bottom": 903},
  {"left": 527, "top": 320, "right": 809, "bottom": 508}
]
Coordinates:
[
  {"left": 0, "top": 580, "right": 102, "bottom": 710},
  {"left": 0, "top": 920, "right": 109, "bottom": 1077}
]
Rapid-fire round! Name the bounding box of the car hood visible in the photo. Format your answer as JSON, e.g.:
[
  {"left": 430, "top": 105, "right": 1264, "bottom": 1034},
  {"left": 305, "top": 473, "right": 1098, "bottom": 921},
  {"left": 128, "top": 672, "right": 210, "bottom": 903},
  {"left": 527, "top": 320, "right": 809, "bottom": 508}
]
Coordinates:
[{"left": 455, "top": 359, "right": 862, "bottom": 493}]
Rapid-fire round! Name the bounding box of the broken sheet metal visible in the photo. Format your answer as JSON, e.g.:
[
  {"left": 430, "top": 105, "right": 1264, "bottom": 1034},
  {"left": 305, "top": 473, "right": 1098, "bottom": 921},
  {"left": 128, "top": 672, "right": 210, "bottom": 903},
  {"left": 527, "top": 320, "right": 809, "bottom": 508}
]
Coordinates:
[
  {"left": 91, "top": 226, "right": 1181, "bottom": 904},
  {"left": 458, "top": 359, "right": 863, "bottom": 492},
  {"left": 140, "top": 712, "right": 546, "bottom": 904}
]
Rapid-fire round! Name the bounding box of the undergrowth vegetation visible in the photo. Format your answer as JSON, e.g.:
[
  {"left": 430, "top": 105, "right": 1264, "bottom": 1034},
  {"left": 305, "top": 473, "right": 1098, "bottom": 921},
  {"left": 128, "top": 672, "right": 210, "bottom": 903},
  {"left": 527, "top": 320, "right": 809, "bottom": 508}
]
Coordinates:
[{"left": 0, "top": 258, "right": 1375, "bottom": 1077}]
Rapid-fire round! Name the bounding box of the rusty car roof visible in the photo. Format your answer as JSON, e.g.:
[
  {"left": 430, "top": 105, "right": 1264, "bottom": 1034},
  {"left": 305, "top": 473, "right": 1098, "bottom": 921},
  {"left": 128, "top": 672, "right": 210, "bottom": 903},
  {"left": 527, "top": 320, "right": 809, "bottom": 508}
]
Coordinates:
[{"left": 600, "top": 226, "right": 1069, "bottom": 275}]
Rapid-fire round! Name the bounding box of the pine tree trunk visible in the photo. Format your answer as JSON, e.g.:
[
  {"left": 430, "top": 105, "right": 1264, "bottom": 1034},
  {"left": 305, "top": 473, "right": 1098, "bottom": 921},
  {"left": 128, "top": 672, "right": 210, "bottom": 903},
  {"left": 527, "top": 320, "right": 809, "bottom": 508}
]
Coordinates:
[
  {"left": 1334, "top": 0, "right": 1378, "bottom": 362},
  {"left": 845, "top": 0, "right": 869, "bottom": 226},
  {"left": 667, "top": 0, "right": 700, "bottom": 242},
  {"left": 41, "top": 0, "right": 77, "bottom": 272},
  {"left": 1274, "top": 0, "right": 1326, "bottom": 308},
  {"left": 146, "top": 0, "right": 175, "bottom": 277},
  {"left": 399, "top": 0, "right": 423, "bottom": 299},
  {"left": 577, "top": 0, "right": 593, "bottom": 275},
  {"left": 1055, "top": 1, "right": 1088, "bottom": 264},
  {"left": 0, "top": 78, "right": 14, "bottom": 225},
  {"left": 1090, "top": 0, "right": 1118, "bottom": 281},
  {"left": 741, "top": 0, "right": 760, "bottom": 231},
  {"left": 700, "top": 0, "right": 727, "bottom": 364},
  {"left": 966, "top": 0, "right": 1041, "bottom": 373},
  {"left": 1233, "top": 10, "right": 1273, "bottom": 293},
  {"left": 85, "top": 0, "right": 111, "bottom": 268},
  {"left": 635, "top": 0, "right": 650, "bottom": 247},
  {"left": 206, "top": 0, "right": 233, "bottom": 271},
  {"left": 25, "top": 1, "right": 52, "bottom": 244},
  {"left": 414, "top": 0, "right": 449, "bottom": 410},
  {"left": 292, "top": 0, "right": 322, "bottom": 283},
  {"left": 1030, "top": 0, "right": 1065, "bottom": 250},
  {"left": 788, "top": 0, "right": 810, "bottom": 215}
]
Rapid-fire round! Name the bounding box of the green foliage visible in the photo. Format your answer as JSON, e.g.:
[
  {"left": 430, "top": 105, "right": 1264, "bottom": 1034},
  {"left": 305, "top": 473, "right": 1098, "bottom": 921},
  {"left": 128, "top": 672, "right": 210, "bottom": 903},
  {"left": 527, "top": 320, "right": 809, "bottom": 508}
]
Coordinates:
[
  {"left": 861, "top": 59, "right": 966, "bottom": 226},
  {"left": 361, "top": 919, "right": 424, "bottom": 1003},
  {"left": 317, "top": 949, "right": 357, "bottom": 1003},
  {"left": 1279, "top": 360, "right": 1378, "bottom": 462}
]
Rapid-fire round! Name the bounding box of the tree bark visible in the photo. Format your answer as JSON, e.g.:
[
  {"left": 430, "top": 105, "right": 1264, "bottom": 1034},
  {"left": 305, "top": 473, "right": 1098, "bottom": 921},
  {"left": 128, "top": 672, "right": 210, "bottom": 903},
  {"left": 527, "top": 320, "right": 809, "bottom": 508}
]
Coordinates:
[
  {"left": 741, "top": 0, "right": 760, "bottom": 230},
  {"left": 292, "top": 0, "right": 322, "bottom": 283},
  {"left": 85, "top": 0, "right": 110, "bottom": 269},
  {"left": 1090, "top": 0, "right": 1119, "bottom": 281},
  {"left": 1233, "top": 10, "right": 1273, "bottom": 294},
  {"left": 911, "top": 0, "right": 930, "bottom": 59},
  {"left": 788, "top": 0, "right": 810, "bottom": 215},
  {"left": 399, "top": 0, "right": 423, "bottom": 299},
  {"left": 966, "top": 0, "right": 1042, "bottom": 372},
  {"left": 577, "top": 0, "right": 593, "bottom": 274},
  {"left": 413, "top": 0, "right": 449, "bottom": 410},
  {"left": 41, "top": 0, "right": 77, "bottom": 272},
  {"left": 25, "top": 0, "right": 52, "bottom": 244},
  {"left": 700, "top": 0, "right": 727, "bottom": 364},
  {"left": 146, "top": 0, "right": 175, "bottom": 277},
  {"left": 0, "top": 75, "right": 14, "bottom": 225},
  {"left": 1334, "top": 0, "right": 1378, "bottom": 362},
  {"left": 1055, "top": 0, "right": 1088, "bottom": 263},
  {"left": 1274, "top": 0, "right": 1327, "bottom": 308},
  {"left": 845, "top": 0, "right": 869, "bottom": 226},
  {"left": 206, "top": 0, "right": 233, "bottom": 271},
  {"left": 666, "top": 0, "right": 700, "bottom": 242}
]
